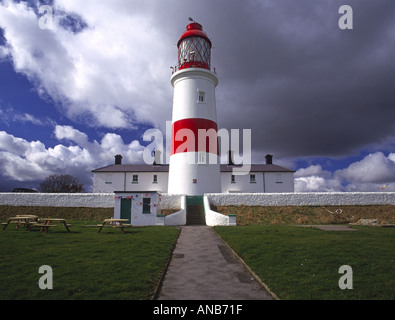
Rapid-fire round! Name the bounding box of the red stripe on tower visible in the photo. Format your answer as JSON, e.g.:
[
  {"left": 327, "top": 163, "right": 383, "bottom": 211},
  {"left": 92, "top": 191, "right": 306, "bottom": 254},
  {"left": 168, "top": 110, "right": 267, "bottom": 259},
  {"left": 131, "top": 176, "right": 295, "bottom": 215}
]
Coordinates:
[{"left": 171, "top": 118, "right": 219, "bottom": 156}]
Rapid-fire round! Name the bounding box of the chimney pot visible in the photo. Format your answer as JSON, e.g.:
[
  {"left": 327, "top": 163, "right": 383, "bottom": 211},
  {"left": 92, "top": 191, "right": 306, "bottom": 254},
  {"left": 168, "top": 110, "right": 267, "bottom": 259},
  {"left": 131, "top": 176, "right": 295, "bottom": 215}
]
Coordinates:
[
  {"left": 115, "top": 155, "right": 123, "bottom": 165},
  {"left": 265, "top": 154, "right": 273, "bottom": 165}
]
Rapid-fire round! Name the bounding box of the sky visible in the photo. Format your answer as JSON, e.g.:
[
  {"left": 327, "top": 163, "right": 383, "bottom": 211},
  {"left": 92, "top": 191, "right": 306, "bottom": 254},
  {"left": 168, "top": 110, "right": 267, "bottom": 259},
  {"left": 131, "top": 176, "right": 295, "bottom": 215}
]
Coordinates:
[{"left": 0, "top": 0, "right": 395, "bottom": 192}]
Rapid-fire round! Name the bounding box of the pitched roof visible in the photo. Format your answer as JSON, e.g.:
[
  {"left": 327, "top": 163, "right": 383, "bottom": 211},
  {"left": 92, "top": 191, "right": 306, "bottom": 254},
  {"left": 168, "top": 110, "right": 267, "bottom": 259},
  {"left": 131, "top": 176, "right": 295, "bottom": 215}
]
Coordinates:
[
  {"left": 220, "top": 164, "right": 295, "bottom": 173},
  {"left": 92, "top": 164, "right": 170, "bottom": 173},
  {"left": 92, "top": 164, "right": 294, "bottom": 173}
]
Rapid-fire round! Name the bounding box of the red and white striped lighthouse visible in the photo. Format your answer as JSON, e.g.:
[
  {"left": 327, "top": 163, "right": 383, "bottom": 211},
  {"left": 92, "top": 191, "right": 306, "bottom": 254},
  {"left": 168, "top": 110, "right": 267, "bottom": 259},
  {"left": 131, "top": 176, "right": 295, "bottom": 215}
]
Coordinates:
[{"left": 168, "top": 21, "right": 221, "bottom": 195}]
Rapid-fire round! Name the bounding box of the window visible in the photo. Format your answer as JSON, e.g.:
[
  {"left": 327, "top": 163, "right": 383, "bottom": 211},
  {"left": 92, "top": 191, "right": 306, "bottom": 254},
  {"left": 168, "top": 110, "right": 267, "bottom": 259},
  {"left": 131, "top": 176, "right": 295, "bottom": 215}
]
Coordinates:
[
  {"left": 198, "top": 151, "right": 206, "bottom": 165},
  {"left": 132, "top": 175, "right": 138, "bottom": 183},
  {"left": 250, "top": 174, "right": 256, "bottom": 183},
  {"left": 143, "top": 198, "right": 151, "bottom": 214},
  {"left": 231, "top": 175, "right": 236, "bottom": 183},
  {"left": 153, "top": 175, "right": 158, "bottom": 184},
  {"left": 198, "top": 91, "right": 205, "bottom": 103}
]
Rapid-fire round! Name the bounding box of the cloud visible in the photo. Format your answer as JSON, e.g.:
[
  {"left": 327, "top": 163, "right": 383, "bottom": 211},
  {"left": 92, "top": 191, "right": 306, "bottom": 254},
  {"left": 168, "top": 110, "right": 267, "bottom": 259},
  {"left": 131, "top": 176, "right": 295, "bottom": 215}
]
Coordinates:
[
  {"left": 295, "top": 152, "right": 395, "bottom": 192},
  {"left": 212, "top": 0, "right": 395, "bottom": 160},
  {"left": 0, "top": 103, "right": 55, "bottom": 128},
  {"left": 294, "top": 164, "right": 343, "bottom": 192},
  {"left": 1, "top": 0, "right": 395, "bottom": 193},
  {"left": 336, "top": 152, "right": 395, "bottom": 190},
  {"left": 0, "top": 0, "right": 173, "bottom": 130},
  {"left": 0, "top": 45, "right": 9, "bottom": 59},
  {"left": 0, "top": 127, "right": 145, "bottom": 190}
]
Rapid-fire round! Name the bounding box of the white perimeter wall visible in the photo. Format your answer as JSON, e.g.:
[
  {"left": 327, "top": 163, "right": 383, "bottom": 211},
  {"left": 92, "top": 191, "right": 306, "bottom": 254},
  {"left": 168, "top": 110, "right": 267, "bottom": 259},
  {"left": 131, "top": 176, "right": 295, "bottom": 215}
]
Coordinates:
[
  {"left": 0, "top": 193, "right": 115, "bottom": 208},
  {"left": 1, "top": 192, "right": 395, "bottom": 209},
  {"left": 0, "top": 193, "right": 185, "bottom": 210},
  {"left": 207, "top": 192, "right": 395, "bottom": 206}
]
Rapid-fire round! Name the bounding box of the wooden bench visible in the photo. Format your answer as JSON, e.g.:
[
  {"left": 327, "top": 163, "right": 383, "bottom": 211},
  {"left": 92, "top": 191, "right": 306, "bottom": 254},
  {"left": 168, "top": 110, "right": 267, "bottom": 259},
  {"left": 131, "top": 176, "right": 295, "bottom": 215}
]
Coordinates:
[
  {"left": 2, "top": 217, "right": 39, "bottom": 230},
  {"left": 38, "top": 218, "right": 72, "bottom": 233},
  {"left": 32, "top": 224, "right": 58, "bottom": 233},
  {"left": 84, "top": 219, "right": 132, "bottom": 234}
]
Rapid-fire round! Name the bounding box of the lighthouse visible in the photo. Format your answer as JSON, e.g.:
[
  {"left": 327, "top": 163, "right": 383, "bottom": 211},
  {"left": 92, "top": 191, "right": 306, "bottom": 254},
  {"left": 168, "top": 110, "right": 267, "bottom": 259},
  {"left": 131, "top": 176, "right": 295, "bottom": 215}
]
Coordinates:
[{"left": 168, "top": 21, "right": 221, "bottom": 195}]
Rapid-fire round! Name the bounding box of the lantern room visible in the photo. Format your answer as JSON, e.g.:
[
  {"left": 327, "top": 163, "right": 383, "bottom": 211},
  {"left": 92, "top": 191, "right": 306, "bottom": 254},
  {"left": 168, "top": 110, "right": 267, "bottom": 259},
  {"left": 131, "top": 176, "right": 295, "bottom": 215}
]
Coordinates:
[{"left": 177, "top": 22, "right": 212, "bottom": 71}]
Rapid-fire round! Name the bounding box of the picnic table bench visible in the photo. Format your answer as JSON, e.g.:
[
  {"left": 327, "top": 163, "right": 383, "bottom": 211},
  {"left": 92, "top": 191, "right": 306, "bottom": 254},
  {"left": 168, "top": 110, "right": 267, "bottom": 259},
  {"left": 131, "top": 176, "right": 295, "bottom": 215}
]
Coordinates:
[
  {"left": 2, "top": 215, "right": 39, "bottom": 231},
  {"left": 34, "top": 218, "right": 72, "bottom": 233},
  {"left": 84, "top": 219, "right": 132, "bottom": 234},
  {"left": 2, "top": 216, "right": 71, "bottom": 233}
]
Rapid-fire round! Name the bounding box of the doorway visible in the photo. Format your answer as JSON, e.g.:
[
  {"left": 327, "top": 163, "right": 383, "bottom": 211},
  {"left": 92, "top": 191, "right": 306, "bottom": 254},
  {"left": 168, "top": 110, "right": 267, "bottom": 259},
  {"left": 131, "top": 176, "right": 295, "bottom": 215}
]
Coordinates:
[{"left": 120, "top": 198, "right": 132, "bottom": 223}]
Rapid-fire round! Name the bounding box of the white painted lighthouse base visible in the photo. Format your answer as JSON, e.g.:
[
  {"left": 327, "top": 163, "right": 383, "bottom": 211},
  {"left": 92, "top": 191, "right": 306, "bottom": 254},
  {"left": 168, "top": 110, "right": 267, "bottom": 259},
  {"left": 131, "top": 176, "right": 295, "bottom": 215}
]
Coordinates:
[
  {"left": 204, "top": 196, "right": 236, "bottom": 226},
  {"left": 168, "top": 152, "right": 221, "bottom": 196}
]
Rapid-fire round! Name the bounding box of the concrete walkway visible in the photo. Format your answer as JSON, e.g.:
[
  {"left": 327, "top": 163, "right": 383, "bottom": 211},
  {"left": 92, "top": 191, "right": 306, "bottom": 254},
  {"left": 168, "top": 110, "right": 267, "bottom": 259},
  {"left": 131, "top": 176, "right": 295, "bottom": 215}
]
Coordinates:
[{"left": 156, "top": 226, "right": 275, "bottom": 300}]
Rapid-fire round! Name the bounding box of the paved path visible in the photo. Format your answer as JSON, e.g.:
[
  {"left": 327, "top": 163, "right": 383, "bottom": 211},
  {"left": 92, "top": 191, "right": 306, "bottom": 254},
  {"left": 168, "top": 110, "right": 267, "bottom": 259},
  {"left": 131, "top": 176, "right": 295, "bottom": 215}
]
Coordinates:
[{"left": 157, "top": 226, "right": 274, "bottom": 300}]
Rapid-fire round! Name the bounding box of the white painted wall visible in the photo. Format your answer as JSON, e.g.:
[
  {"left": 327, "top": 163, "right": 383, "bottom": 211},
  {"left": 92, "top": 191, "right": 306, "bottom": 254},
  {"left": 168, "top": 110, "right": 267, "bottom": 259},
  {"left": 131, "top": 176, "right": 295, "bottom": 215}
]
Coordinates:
[
  {"left": 170, "top": 68, "right": 218, "bottom": 122},
  {"left": 2, "top": 192, "right": 394, "bottom": 214},
  {"left": 125, "top": 172, "right": 168, "bottom": 193},
  {"left": 207, "top": 192, "right": 395, "bottom": 207},
  {"left": 204, "top": 196, "right": 236, "bottom": 226},
  {"left": 113, "top": 192, "right": 159, "bottom": 226},
  {"left": 221, "top": 172, "right": 265, "bottom": 193},
  {"left": 168, "top": 153, "right": 221, "bottom": 195},
  {"left": 93, "top": 172, "right": 168, "bottom": 193},
  {"left": 164, "top": 195, "right": 187, "bottom": 226},
  {"left": 264, "top": 172, "right": 294, "bottom": 193},
  {"left": 93, "top": 172, "right": 124, "bottom": 193},
  {"left": 0, "top": 193, "right": 114, "bottom": 208},
  {"left": 93, "top": 171, "right": 294, "bottom": 194}
]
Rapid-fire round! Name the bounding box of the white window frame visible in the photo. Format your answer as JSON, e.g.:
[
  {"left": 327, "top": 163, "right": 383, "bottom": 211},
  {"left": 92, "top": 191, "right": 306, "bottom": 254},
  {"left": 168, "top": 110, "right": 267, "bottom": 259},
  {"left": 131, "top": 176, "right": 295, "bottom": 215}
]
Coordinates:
[{"left": 197, "top": 90, "right": 206, "bottom": 104}]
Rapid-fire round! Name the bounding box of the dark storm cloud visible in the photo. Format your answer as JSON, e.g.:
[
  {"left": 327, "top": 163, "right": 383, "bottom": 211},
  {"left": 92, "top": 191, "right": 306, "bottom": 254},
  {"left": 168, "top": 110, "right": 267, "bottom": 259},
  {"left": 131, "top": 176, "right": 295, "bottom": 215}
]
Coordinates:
[{"left": 168, "top": 0, "right": 395, "bottom": 160}]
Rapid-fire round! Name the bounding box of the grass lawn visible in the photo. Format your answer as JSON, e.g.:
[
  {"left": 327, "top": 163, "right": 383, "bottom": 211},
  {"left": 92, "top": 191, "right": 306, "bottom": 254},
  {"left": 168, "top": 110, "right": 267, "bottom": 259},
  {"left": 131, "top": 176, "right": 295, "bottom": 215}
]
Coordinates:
[
  {"left": 1, "top": 205, "right": 394, "bottom": 300},
  {"left": 0, "top": 221, "right": 180, "bottom": 300},
  {"left": 214, "top": 225, "right": 395, "bottom": 300}
]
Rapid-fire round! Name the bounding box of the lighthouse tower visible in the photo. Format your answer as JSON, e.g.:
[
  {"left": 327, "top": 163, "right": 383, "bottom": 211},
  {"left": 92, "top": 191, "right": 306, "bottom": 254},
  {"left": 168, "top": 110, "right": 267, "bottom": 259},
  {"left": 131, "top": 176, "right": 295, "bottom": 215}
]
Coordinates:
[{"left": 168, "top": 22, "right": 221, "bottom": 195}]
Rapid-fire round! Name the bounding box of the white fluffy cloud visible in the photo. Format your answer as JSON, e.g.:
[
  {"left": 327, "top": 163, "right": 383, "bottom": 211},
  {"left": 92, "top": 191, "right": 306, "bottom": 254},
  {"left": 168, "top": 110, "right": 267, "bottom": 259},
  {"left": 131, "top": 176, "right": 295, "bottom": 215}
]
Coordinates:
[
  {"left": 0, "top": 0, "right": 173, "bottom": 130},
  {"left": 294, "top": 164, "right": 343, "bottom": 192},
  {"left": 295, "top": 153, "right": 395, "bottom": 192},
  {"left": 0, "top": 127, "right": 145, "bottom": 189},
  {"left": 336, "top": 152, "right": 395, "bottom": 184}
]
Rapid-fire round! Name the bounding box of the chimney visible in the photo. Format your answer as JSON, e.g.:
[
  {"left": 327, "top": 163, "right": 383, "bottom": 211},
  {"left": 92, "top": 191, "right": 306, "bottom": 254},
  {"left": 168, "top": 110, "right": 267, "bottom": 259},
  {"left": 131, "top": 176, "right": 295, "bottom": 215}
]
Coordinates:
[
  {"left": 265, "top": 154, "right": 273, "bottom": 165},
  {"left": 115, "top": 155, "right": 123, "bottom": 165},
  {"left": 228, "top": 150, "right": 235, "bottom": 166}
]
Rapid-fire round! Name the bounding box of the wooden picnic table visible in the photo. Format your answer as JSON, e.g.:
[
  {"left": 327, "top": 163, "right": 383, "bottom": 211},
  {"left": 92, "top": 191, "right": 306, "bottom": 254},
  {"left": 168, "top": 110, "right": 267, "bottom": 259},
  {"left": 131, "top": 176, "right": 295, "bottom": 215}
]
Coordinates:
[
  {"left": 35, "top": 218, "right": 72, "bottom": 233},
  {"left": 85, "top": 219, "right": 132, "bottom": 234},
  {"left": 2, "top": 216, "right": 72, "bottom": 233},
  {"left": 2, "top": 215, "right": 39, "bottom": 231}
]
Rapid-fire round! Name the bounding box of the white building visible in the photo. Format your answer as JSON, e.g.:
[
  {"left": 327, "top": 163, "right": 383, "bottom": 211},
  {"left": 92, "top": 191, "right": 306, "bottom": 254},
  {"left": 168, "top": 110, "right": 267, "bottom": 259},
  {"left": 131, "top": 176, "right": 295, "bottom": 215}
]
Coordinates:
[{"left": 92, "top": 154, "right": 294, "bottom": 194}]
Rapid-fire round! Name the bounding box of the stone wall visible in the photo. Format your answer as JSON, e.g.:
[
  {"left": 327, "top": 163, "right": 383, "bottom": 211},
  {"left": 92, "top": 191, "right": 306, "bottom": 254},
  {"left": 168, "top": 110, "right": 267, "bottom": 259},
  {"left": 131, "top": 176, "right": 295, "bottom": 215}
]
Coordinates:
[
  {"left": 1, "top": 192, "right": 394, "bottom": 210},
  {"left": 206, "top": 192, "right": 395, "bottom": 207},
  {"left": 0, "top": 193, "right": 114, "bottom": 208}
]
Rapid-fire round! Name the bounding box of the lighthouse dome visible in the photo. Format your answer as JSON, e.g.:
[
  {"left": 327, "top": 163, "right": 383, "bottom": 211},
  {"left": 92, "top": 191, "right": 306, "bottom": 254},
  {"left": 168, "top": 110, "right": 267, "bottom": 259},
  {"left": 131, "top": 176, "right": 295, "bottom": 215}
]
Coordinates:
[
  {"left": 177, "top": 22, "right": 212, "bottom": 47},
  {"left": 177, "top": 22, "right": 212, "bottom": 71}
]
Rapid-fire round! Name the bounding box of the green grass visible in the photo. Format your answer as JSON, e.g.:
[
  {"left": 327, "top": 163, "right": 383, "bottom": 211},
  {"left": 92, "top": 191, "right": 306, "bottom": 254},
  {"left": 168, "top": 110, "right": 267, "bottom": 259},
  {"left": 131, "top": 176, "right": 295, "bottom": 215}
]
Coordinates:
[
  {"left": 0, "top": 221, "right": 180, "bottom": 300},
  {"left": 2, "top": 205, "right": 394, "bottom": 300},
  {"left": 214, "top": 225, "right": 395, "bottom": 300}
]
